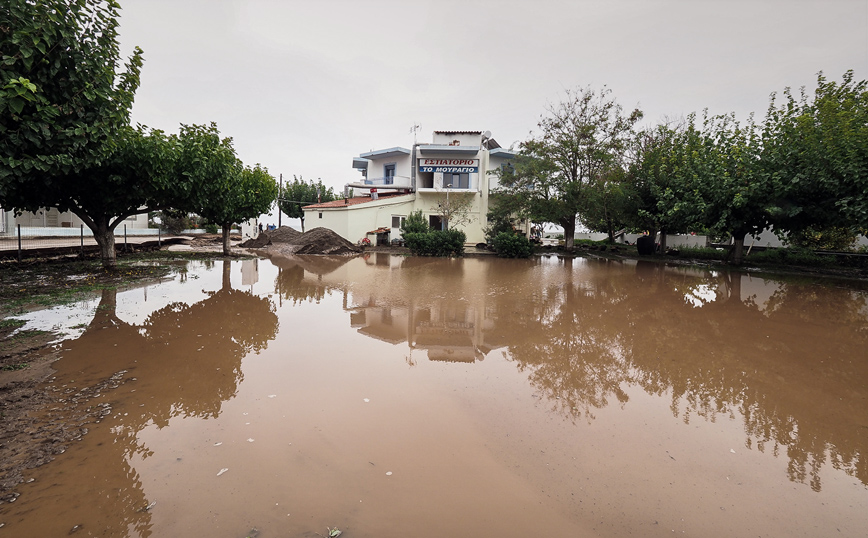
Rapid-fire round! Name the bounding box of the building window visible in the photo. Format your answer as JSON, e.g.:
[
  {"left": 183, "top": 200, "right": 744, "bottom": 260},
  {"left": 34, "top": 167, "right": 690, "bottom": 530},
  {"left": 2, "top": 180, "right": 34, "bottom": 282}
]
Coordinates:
[
  {"left": 429, "top": 215, "right": 444, "bottom": 230},
  {"left": 319, "top": 212, "right": 323, "bottom": 219},
  {"left": 384, "top": 163, "right": 396, "bottom": 185},
  {"left": 443, "top": 172, "right": 470, "bottom": 189},
  {"left": 391, "top": 215, "right": 406, "bottom": 229}
]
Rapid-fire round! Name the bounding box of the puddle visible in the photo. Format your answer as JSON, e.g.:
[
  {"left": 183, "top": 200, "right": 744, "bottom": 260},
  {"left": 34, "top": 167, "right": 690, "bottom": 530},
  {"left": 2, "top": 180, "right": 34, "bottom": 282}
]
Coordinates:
[{"left": 2, "top": 255, "right": 867, "bottom": 537}]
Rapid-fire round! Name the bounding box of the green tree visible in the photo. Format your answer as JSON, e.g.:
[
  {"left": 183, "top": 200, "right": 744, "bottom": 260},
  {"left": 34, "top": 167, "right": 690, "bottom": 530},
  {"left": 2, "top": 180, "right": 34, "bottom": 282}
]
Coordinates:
[
  {"left": 199, "top": 164, "right": 278, "bottom": 255},
  {"left": 0, "top": 0, "right": 143, "bottom": 205},
  {"left": 278, "top": 176, "right": 335, "bottom": 232},
  {"left": 400, "top": 210, "right": 430, "bottom": 234},
  {"left": 698, "top": 113, "right": 773, "bottom": 264},
  {"left": 60, "top": 125, "right": 179, "bottom": 265},
  {"left": 580, "top": 166, "right": 632, "bottom": 243},
  {"left": 174, "top": 123, "right": 277, "bottom": 255},
  {"left": 514, "top": 86, "right": 643, "bottom": 247},
  {"left": 490, "top": 148, "right": 564, "bottom": 237},
  {"left": 762, "top": 70, "right": 868, "bottom": 234}
]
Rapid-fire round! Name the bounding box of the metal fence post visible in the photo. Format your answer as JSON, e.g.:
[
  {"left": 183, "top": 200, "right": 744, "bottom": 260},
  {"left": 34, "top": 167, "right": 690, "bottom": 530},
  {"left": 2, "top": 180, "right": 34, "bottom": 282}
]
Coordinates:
[
  {"left": 17, "top": 224, "right": 21, "bottom": 262},
  {"left": 80, "top": 224, "right": 84, "bottom": 256}
]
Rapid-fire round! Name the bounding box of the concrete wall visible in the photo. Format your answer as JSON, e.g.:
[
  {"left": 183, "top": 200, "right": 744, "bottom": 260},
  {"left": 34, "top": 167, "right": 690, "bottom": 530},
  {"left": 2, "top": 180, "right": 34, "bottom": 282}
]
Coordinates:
[
  {"left": 2, "top": 209, "right": 149, "bottom": 233},
  {"left": 305, "top": 197, "right": 417, "bottom": 244}
]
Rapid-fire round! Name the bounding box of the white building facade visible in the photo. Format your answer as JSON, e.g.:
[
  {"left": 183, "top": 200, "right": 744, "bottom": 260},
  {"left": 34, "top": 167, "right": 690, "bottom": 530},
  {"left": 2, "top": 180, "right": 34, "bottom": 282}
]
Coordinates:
[
  {"left": 0, "top": 207, "right": 148, "bottom": 235},
  {"left": 304, "top": 130, "right": 515, "bottom": 244}
]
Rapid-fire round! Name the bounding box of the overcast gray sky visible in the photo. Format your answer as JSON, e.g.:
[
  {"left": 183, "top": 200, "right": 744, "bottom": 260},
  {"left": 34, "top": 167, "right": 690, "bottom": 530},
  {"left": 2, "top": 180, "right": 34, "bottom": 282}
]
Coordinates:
[{"left": 118, "top": 0, "right": 867, "bottom": 197}]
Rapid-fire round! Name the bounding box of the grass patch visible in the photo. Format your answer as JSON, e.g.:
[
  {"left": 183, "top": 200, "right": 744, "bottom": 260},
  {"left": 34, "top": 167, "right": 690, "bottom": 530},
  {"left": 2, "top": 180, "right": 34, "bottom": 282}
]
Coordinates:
[
  {"left": 1, "top": 363, "right": 29, "bottom": 371},
  {"left": 674, "top": 246, "right": 727, "bottom": 261},
  {"left": 746, "top": 247, "right": 834, "bottom": 267},
  {"left": 0, "top": 318, "right": 26, "bottom": 330}
]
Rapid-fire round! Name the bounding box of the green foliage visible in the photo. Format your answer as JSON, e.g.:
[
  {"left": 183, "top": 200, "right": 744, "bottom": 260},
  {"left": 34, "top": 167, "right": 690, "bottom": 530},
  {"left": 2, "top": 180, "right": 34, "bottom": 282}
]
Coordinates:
[
  {"left": 400, "top": 210, "right": 430, "bottom": 234},
  {"left": 278, "top": 176, "right": 335, "bottom": 232},
  {"left": 580, "top": 166, "right": 633, "bottom": 242},
  {"left": 748, "top": 247, "right": 833, "bottom": 267},
  {"left": 173, "top": 124, "right": 277, "bottom": 254},
  {"left": 204, "top": 222, "right": 219, "bottom": 234},
  {"left": 491, "top": 232, "right": 534, "bottom": 258},
  {"left": 483, "top": 196, "right": 526, "bottom": 243},
  {"left": 158, "top": 210, "right": 193, "bottom": 234},
  {"left": 762, "top": 70, "right": 868, "bottom": 232},
  {"left": 403, "top": 229, "right": 466, "bottom": 257},
  {"left": 496, "top": 85, "right": 643, "bottom": 247},
  {"left": 0, "top": 0, "right": 143, "bottom": 199},
  {"left": 786, "top": 226, "right": 858, "bottom": 251}
]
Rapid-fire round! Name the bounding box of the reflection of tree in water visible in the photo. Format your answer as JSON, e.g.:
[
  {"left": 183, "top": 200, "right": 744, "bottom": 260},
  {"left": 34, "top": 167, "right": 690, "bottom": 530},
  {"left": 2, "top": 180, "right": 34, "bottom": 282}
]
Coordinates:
[
  {"left": 498, "top": 259, "right": 868, "bottom": 491},
  {"left": 45, "top": 260, "right": 279, "bottom": 536},
  {"left": 271, "top": 255, "right": 348, "bottom": 304}
]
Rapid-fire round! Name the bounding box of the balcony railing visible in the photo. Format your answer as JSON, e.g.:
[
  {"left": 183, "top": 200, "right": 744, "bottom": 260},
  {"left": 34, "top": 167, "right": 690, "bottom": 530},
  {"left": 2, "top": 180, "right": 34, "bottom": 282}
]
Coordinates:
[{"left": 361, "top": 175, "right": 411, "bottom": 186}]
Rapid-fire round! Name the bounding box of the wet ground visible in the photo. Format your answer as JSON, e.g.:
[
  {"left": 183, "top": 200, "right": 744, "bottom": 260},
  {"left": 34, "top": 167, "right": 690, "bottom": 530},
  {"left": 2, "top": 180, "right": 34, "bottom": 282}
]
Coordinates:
[{"left": 1, "top": 253, "right": 867, "bottom": 537}]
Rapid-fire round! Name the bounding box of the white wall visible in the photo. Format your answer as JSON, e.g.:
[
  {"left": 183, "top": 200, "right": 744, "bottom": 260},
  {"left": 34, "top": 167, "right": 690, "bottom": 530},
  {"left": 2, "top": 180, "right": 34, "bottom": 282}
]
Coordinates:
[{"left": 304, "top": 197, "right": 416, "bottom": 244}]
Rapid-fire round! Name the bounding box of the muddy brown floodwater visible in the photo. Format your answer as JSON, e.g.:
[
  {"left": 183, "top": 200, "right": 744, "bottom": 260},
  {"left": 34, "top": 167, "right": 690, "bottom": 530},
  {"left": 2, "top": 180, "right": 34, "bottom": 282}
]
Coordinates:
[{"left": 1, "top": 254, "right": 867, "bottom": 537}]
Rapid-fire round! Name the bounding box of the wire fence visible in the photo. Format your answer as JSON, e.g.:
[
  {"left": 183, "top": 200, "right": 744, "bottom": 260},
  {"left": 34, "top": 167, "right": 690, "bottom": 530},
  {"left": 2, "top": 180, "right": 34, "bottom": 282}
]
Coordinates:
[{"left": 0, "top": 224, "right": 169, "bottom": 261}]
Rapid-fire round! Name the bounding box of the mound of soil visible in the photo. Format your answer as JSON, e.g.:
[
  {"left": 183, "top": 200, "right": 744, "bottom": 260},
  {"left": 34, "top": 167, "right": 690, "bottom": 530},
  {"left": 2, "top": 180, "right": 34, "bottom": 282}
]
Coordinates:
[
  {"left": 240, "top": 226, "right": 303, "bottom": 248},
  {"left": 267, "top": 226, "right": 303, "bottom": 243},
  {"left": 269, "top": 227, "right": 361, "bottom": 256},
  {"left": 240, "top": 233, "right": 271, "bottom": 248}
]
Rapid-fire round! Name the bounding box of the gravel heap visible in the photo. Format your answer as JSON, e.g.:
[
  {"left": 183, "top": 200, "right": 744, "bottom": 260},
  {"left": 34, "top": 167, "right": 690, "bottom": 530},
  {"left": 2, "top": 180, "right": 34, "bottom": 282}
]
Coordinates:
[
  {"left": 240, "top": 226, "right": 303, "bottom": 248},
  {"left": 246, "top": 226, "right": 360, "bottom": 256},
  {"left": 268, "top": 226, "right": 303, "bottom": 243}
]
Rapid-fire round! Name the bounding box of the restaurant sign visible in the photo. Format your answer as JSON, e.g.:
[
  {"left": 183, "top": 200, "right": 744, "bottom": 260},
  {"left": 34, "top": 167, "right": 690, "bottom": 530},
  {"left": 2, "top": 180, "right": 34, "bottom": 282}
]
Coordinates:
[{"left": 418, "top": 158, "right": 479, "bottom": 174}]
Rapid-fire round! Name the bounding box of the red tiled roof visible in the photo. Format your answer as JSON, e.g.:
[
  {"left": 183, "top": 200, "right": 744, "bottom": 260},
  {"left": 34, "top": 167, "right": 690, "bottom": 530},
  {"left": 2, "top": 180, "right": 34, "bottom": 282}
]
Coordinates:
[{"left": 303, "top": 193, "right": 412, "bottom": 209}]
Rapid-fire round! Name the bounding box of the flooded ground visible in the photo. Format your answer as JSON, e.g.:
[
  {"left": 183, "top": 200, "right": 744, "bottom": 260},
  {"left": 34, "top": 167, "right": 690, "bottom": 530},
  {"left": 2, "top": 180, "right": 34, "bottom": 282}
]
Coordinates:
[{"left": 1, "top": 254, "right": 867, "bottom": 537}]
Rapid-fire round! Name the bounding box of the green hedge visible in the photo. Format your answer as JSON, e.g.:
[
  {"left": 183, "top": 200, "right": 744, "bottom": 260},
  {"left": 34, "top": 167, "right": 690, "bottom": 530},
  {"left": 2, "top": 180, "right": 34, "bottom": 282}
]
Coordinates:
[
  {"left": 491, "top": 232, "right": 534, "bottom": 258},
  {"left": 404, "top": 229, "right": 466, "bottom": 257}
]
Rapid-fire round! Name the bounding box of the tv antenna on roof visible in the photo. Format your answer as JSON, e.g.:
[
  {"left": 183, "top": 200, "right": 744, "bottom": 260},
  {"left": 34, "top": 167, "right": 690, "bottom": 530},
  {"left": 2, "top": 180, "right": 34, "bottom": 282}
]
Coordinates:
[{"left": 410, "top": 123, "right": 421, "bottom": 144}]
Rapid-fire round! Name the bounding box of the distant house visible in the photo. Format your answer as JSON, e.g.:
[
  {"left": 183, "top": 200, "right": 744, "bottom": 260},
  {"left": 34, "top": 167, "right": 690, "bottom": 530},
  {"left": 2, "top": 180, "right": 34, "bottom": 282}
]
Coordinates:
[
  {"left": 303, "top": 130, "right": 516, "bottom": 245},
  {"left": 0, "top": 207, "right": 148, "bottom": 235}
]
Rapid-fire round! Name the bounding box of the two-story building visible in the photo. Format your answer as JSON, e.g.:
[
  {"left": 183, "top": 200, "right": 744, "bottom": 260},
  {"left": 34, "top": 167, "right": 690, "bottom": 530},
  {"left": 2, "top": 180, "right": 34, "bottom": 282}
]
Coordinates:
[{"left": 303, "top": 130, "right": 515, "bottom": 245}]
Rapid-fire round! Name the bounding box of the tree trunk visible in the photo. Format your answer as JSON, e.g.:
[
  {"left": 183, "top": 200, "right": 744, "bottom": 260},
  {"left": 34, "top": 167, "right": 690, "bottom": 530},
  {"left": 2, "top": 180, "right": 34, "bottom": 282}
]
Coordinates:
[
  {"left": 561, "top": 217, "right": 576, "bottom": 249},
  {"left": 731, "top": 231, "right": 747, "bottom": 265},
  {"left": 658, "top": 227, "right": 668, "bottom": 253},
  {"left": 222, "top": 259, "right": 231, "bottom": 290},
  {"left": 92, "top": 217, "right": 117, "bottom": 269},
  {"left": 222, "top": 224, "right": 231, "bottom": 256}
]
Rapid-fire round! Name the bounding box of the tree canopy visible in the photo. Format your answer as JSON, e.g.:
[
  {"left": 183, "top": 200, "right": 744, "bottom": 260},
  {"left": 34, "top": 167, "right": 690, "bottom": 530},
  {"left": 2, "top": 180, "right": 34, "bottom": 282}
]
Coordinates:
[
  {"left": 0, "top": 0, "right": 142, "bottom": 195},
  {"left": 278, "top": 176, "right": 335, "bottom": 232},
  {"left": 1, "top": 2, "right": 277, "bottom": 266},
  {"left": 494, "top": 85, "right": 643, "bottom": 247}
]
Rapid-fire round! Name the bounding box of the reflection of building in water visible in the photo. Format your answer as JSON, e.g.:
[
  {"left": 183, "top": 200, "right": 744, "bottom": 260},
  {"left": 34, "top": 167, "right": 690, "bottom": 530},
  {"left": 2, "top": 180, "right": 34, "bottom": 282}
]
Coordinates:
[
  {"left": 241, "top": 258, "right": 259, "bottom": 287},
  {"left": 349, "top": 300, "right": 496, "bottom": 363}
]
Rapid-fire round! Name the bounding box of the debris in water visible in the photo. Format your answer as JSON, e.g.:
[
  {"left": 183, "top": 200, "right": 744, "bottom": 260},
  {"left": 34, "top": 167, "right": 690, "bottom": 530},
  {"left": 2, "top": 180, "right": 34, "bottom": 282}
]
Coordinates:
[
  {"left": 730, "top": 449, "right": 736, "bottom": 454},
  {"left": 214, "top": 442, "right": 222, "bottom": 446},
  {"left": 248, "top": 438, "right": 255, "bottom": 442},
  {"left": 386, "top": 471, "right": 393, "bottom": 476},
  {"left": 327, "top": 527, "right": 342, "bottom": 537},
  {"left": 363, "top": 398, "right": 370, "bottom": 403},
  {"left": 268, "top": 395, "right": 277, "bottom": 398},
  {"left": 217, "top": 468, "right": 229, "bottom": 476}
]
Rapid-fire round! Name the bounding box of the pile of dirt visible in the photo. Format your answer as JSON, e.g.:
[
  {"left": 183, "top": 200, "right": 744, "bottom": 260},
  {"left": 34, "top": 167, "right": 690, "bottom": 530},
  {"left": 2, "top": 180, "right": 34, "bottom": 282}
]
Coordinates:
[
  {"left": 240, "top": 226, "right": 304, "bottom": 248},
  {"left": 239, "top": 233, "right": 271, "bottom": 248},
  {"left": 268, "top": 227, "right": 361, "bottom": 256},
  {"left": 267, "top": 226, "right": 303, "bottom": 243}
]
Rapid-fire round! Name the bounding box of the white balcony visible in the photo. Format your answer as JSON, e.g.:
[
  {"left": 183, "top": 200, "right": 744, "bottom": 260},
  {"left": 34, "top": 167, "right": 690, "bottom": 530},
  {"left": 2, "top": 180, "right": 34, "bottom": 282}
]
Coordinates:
[{"left": 347, "top": 175, "right": 412, "bottom": 189}]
